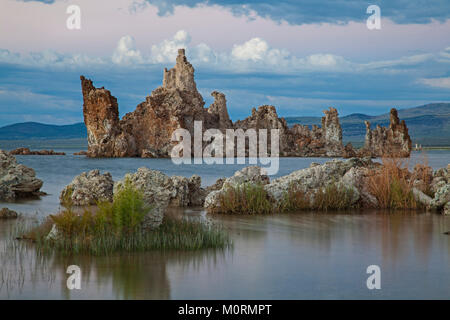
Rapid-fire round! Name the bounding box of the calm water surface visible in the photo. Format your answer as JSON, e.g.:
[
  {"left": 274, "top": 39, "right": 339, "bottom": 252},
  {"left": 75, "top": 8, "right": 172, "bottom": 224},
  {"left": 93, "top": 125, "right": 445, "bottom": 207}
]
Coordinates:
[{"left": 0, "top": 146, "right": 449, "bottom": 299}]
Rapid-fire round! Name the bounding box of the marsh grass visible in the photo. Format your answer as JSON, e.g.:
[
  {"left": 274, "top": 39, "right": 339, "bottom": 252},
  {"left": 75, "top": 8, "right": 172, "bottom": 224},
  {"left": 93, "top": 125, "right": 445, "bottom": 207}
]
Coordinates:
[
  {"left": 367, "top": 157, "right": 424, "bottom": 209},
  {"left": 279, "top": 182, "right": 357, "bottom": 212},
  {"left": 21, "top": 179, "right": 230, "bottom": 255},
  {"left": 30, "top": 217, "right": 230, "bottom": 256},
  {"left": 216, "top": 180, "right": 358, "bottom": 215},
  {"left": 215, "top": 183, "right": 273, "bottom": 214},
  {"left": 312, "top": 182, "right": 358, "bottom": 211},
  {"left": 278, "top": 183, "right": 311, "bottom": 212}
]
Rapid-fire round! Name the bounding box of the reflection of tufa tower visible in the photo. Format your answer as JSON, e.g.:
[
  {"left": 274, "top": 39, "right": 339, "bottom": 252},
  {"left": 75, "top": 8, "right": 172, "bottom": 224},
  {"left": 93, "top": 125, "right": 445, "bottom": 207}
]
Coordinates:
[{"left": 162, "top": 49, "right": 197, "bottom": 92}]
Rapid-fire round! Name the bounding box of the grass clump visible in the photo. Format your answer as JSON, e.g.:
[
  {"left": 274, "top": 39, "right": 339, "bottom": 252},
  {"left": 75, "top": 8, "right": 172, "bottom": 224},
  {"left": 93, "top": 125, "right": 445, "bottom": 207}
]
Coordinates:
[
  {"left": 215, "top": 183, "right": 273, "bottom": 214},
  {"left": 23, "top": 179, "right": 230, "bottom": 255},
  {"left": 215, "top": 181, "right": 358, "bottom": 214},
  {"left": 312, "top": 182, "right": 358, "bottom": 211},
  {"left": 278, "top": 183, "right": 310, "bottom": 212},
  {"left": 367, "top": 158, "right": 421, "bottom": 209},
  {"left": 279, "top": 181, "right": 357, "bottom": 212}
]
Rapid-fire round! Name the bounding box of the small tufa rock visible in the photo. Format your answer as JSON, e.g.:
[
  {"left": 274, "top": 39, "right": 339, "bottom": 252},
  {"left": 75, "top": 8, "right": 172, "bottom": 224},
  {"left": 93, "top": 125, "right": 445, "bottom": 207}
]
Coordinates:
[
  {"left": 46, "top": 224, "right": 60, "bottom": 241},
  {"left": 443, "top": 202, "right": 450, "bottom": 215},
  {"left": 114, "top": 168, "right": 206, "bottom": 228},
  {"left": 9, "top": 148, "right": 65, "bottom": 156},
  {"left": 204, "top": 166, "right": 270, "bottom": 211},
  {"left": 60, "top": 170, "right": 114, "bottom": 206},
  {"left": 358, "top": 108, "right": 412, "bottom": 158},
  {"left": 0, "top": 208, "right": 18, "bottom": 219},
  {"left": 0, "top": 150, "right": 44, "bottom": 201}
]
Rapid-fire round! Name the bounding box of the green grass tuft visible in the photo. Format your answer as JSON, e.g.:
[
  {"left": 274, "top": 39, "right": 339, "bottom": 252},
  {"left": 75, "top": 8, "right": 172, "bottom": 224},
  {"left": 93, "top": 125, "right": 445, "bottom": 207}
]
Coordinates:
[
  {"left": 22, "top": 179, "right": 230, "bottom": 255},
  {"left": 215, "top": 183, "right": 273, "bottom": 215}
]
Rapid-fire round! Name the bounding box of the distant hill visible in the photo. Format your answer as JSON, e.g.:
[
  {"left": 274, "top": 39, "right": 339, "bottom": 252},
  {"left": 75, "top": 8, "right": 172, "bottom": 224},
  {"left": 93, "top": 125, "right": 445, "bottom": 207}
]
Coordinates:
[
  {"left": 0, "top": 103, "right": 449, "bottom": 146},
  {"left": 0, "top": 122, "right": 86, "bottom": 140},
  {"left": 285, "top": 103, "right": 450, "bottom": 146}
]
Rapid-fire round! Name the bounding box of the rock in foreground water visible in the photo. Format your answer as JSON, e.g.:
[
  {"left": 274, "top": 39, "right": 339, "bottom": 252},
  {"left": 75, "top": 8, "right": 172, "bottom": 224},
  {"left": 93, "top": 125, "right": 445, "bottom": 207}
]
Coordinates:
[
  {"left": 114, "top": 168, "right": 205, "bottom": 228},
  {"left": 0, "top": 150, "right": 43, "bottom": 201},
  {"left": 60, "top": 170, "right": 114, "bottom": 206},
  {"left": 0, "top": 208, "right": 18, "bottom": 219}
]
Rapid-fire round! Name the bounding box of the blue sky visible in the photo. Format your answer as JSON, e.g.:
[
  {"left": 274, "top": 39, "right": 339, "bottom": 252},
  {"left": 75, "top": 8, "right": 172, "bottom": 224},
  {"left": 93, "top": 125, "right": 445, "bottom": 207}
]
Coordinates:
[{"left": 0, "top": 0, "right": 449, "bottom": 126}]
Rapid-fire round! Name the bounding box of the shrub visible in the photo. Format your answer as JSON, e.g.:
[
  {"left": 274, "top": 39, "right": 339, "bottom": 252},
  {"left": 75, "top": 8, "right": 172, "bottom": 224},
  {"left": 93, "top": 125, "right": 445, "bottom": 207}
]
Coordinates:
[
  {"left": 216, "top": 183, "right": 273, "bottom": 214},
  {"left": 97, "top": 178, "right": 149, "bottom": 236}
]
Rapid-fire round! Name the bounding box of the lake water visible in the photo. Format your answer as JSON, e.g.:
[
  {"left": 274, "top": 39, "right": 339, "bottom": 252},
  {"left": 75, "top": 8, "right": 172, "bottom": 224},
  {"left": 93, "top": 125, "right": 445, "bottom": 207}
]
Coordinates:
[{"left": 0, "top": 145, "right": 449, "bottom": 299}]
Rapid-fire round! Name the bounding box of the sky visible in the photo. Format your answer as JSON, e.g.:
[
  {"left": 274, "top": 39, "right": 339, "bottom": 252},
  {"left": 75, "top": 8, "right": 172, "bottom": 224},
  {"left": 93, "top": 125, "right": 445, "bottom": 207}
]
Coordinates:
[{"left": 0, "top": 0, "right": 449, "bottom": 126}]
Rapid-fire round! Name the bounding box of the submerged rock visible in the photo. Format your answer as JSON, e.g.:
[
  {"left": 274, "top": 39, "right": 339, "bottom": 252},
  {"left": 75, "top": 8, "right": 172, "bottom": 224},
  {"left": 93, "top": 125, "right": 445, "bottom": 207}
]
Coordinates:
[
  {"left": 46, "top": 224, "right": 60, "bottom": 241},
  {"left": 60, "top": 170, "right": 114, "bottom": 206},
  {"left": 0, "top": 208, "right": 18, "bottom": 219},
  {"left": 0, "top": 150, "right": 43, "bottom": 201},
  {"left": 9, "top": 148, "right": 65, "bottom": 156}
]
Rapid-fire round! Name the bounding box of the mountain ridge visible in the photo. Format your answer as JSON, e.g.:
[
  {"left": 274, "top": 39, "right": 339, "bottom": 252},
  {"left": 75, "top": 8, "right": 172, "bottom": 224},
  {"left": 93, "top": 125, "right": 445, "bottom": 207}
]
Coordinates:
[
  {"left": 285, "top": 103, "right": 450, "bottom": 146},
  {"left": 0, "top": 103, "right": 449, "bottom": 146}
]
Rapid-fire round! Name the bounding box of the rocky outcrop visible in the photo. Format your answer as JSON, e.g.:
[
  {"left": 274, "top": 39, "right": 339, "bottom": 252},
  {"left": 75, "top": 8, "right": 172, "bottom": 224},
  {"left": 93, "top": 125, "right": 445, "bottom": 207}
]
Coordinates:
[
  {"left": 264, "top": 158, "right": 374, "bottom": 206},
  {"left": 204, "top": 166, "right": 270, "bottom": 210},
  {"left": 204, "top": 159, "right": 378, "bottom": 212},
  {"left": 287, "top": 107, "right": 344, "bottom": 157},
  {"left": 357, "top": 109, "right": 412, "bottom": 158},
  {"left": 0, "top": 150, "right": 43, "bottom": 200},
  {"left": 114, "top": 168, "right": 207, "bottom": 228},
  {"left": 321, "top": 107, "right": 344, "bottom": 156},
  {"left": 60, "top": 170, "right": 114, "bottom": 206},
  {"left": 204, "top": 91, "right": 233, "bottom": 130},
  {"left": 81, "top": 49, "right": 411, "bottom": 159},
  {"left": 412, "top": 163, "right": 450, "bottom": 214},
  {"left": 81, "top": 76, "right": 137, "bottom": 158},
  {"left": 9, "top": 148, "right": 65, "bottom": 156},
  {"left": 0, "top": 208, "right": 18, "bottom": 219},
  {"left": 203, "top": 158, "right": 450, "bottom": 214}
]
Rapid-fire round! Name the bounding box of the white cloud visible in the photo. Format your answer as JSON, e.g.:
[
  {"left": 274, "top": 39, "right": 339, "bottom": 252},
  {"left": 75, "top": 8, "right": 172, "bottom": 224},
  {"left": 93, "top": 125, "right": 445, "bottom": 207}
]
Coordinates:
[
  {"left": 362, "top": 54, "right": 433, "bottom": 70},
  {"left": 150, "top": 30, "right": 191, "bottom": 63},
  {"left": 419, "top": 77, "right": 450, "bottom": 89},
  {"left": 1, "top": 29, "right": 448, "bottom": 76},
  {"left": 0, "top": 48, "right": 105, "bottom": 68},
  {"left": 437, "top": 47, "right": 450, "bottom": 63},
  {"left": 232, "top": 38, "right": 269, "bottom": 61},
  {"left": 112, "top": 35, "right": 143, "bottom": 65},
  {"left": 305, "top": 54, "right": 339, "bottom": 67},
  {"left": 190, "top": 43, "right": 217, "bottom": 64}
]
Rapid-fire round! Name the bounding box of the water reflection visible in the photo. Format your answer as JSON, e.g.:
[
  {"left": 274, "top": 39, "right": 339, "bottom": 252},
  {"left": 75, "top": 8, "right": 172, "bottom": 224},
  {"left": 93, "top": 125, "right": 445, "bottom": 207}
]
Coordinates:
[{"left": 1, "top": 209, "right": 449, "bottom": 299}]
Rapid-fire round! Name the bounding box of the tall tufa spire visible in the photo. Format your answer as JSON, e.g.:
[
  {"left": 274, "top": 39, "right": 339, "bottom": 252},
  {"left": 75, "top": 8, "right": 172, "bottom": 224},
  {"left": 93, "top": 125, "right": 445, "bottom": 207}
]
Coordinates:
[{"left": 162, "top": 48, "right": 197, "bottom": 92}]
